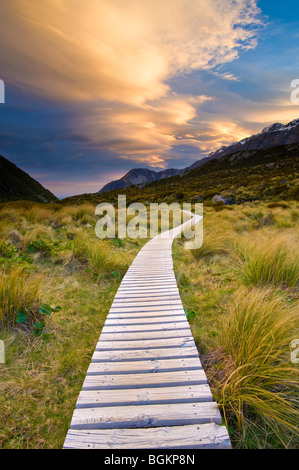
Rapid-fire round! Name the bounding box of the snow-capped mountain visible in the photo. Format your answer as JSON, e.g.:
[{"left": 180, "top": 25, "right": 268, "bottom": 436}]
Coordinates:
[{"left": 186, "top": 118, "right": 299, "bottom": 171}]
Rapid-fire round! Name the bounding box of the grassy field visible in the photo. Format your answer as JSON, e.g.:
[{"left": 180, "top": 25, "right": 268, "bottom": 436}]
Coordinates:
[
  {"left": 0, "top": 201, "right": 145, "bottom": 448},
  {"left": 173, "top": 200, "right": 299, "bottom": 448},
  {"left": 0, "top": 199, "right": 298, "bottom": 448}
]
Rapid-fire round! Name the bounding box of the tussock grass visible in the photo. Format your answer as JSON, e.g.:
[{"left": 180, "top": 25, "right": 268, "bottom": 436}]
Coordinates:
[
  {"left": 234, "top": 233, "right": 299, "bottom": 288},
  {"left": 216, "top": 288, "right": 299, "bottom": 447},
  {"left": 0, "top": 267, "right": 43, "bottom": 326},
  {"left": 22, "top": 225, "right": 55, "bottom": 249},
  {"left": 191, "top": 231, "right": 229, "bottom": 259},
  {"left": 72, "top": 233, "right": 120, "bottom": 275},
  {"left": 89, "top": 241, "right": 119, "bottom": 276}
]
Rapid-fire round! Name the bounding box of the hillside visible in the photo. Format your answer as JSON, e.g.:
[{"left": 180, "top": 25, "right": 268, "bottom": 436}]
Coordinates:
[{"left": 0, "top": 154, "right": 57, "bottom": 203}]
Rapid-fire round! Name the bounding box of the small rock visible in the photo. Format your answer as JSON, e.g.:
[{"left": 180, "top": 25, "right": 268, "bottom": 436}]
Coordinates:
[{"left": 212, "top": 194, "right": 227, "bottom": 204}]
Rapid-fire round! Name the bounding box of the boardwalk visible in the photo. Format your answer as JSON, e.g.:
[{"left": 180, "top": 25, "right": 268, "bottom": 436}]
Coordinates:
[{"left": 64, "top": 213, "right": 231, "bottom": 449}]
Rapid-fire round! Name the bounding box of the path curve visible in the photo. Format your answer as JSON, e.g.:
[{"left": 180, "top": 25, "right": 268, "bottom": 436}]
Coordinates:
[{"left": 64, "top": 212, "right": 231, "bottom": 449}]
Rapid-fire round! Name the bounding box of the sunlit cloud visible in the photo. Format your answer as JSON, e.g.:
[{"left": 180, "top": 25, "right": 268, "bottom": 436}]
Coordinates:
[{"left": 0, "top": 0, "right": 263, "bottom": 168}]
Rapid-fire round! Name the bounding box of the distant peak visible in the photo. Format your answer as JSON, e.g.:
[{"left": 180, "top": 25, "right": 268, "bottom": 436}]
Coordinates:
[
  {"left": 261, "top": 123, "right": 284, "bottom": 134},
  {"left": 287, "top": 118, "right": 299, "bottom": 127}
]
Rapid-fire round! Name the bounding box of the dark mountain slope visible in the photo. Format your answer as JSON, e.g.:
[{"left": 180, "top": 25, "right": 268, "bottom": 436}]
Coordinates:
[{"left": 0, "top": 154, "right": 57, "bottom": 203}]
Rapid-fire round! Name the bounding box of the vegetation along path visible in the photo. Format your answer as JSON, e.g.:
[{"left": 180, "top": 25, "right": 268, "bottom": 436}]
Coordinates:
[{"left": 63, "top": 213, "right": 231, "bottom": 449}]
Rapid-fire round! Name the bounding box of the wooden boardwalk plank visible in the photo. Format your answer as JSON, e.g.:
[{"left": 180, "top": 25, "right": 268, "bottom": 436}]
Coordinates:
[
  {"left": 101, "top": 322, "right": 190, "bottom": 332},
  {"left": 95, "top": 337, "right": 195, "bottom": 351},
  {"left": 82, "top": 369, "right": 208, "bottom": 390},
  {"left": 64, "top": 423, "right": 231, "bottom": 449},
  {"left": 70, "top": 402, "right": 222, "bottom": 429},
  {"left": 86, "top": 358, "right": 203, "bottom": 375},
  {"left": 98, "top": 329, "right": 192, "bottom": 341},
  {"left": 76, "top": 384, "right": 213, "bottom": 408},
  {"left": 91, "top": 346, "right": 200, "bottom": 362},
  {"left": 104, "top": 316, "right": 188, "bottom": 326}
]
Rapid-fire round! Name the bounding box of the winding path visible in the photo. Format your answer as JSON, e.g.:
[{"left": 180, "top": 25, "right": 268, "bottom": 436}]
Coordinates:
[{"left": 63, "top": 213, "right": 231, "bottom": 449}]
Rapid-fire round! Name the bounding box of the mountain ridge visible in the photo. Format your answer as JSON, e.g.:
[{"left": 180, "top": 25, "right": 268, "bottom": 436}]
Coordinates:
[
  {"left": 99, "top": 167, "right": 181, "bottom": 193},
  {"left": 99, "top": 118, "right": 299, "bottom": 193}
]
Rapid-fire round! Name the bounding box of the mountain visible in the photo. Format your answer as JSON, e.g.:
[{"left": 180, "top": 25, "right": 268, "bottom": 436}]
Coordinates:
[
  {"left": 186, "top": 118, "right": 299, "bottom": 171},
  {"left": 62, "top": 140, "right": 299, "bottom": 206},
  {"left": 0, "top": 154, "right": 57, "bottom": 203},
  {"left": 99, "top": 118, "right": 299, "bottom": 193},
  {"left": 99, "top": 167, "right": 181, "bottom": 193}
]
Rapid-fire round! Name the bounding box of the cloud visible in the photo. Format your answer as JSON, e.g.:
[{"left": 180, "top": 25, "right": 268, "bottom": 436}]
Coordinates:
[
  {"left": 0, "top": 1, "right": 262, "bottom": 102},
  {"left": 0, "top": 0, "right": 263, "bottom": 168}
]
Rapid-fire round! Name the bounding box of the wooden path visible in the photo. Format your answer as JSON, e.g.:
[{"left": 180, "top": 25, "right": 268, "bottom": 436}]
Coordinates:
[{"left": 64, "top": 213, "right": 231, "bottom": 449}]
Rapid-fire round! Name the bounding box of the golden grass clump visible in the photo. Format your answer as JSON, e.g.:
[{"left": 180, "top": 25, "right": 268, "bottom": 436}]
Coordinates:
[
  {"left": 191, "top": 230, "right": 229, "bottom": 259},
  {"left": 0, "top": 267, "right": 43, "bottom": 326},
  {"left": 72, "top": 233, "right": 122, "bottom": 277},
  {"left": 235, "top": 233, "right": 299, "bottom": 288},
  {"left": 217, "top": 288, "right": 299, "bottom": 447}
]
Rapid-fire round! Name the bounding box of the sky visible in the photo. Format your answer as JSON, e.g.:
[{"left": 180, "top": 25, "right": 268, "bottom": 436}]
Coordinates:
[{"left": 0, "top": 0, "right": 299, "bottom": 198}]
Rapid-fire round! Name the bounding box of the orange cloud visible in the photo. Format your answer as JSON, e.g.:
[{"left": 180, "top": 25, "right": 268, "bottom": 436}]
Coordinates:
[{"left": 0, "top": 0, "right": 263, "bottom": 165}]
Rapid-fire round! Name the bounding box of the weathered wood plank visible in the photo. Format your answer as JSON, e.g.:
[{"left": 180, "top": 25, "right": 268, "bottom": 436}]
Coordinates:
[
  {"left": 107, "top": 315, "right": 185, "bottom": 321},
  {"left": 104, "top": 316, "right": 188, "bottom": 325},
  {"left": 98, "top": 329, "right": 192, "bottom": 342},
  {"left": 95, "top": 337, "right": 195, "bottom": 351},
  {"left": 87, "top": 357, "right": 202, "bottom": 375},
  {"left": 64, "top": 423, "right": 231, "bottom": 449},
  {"left": 70, "top": 402, "right": 221, "bottom": 429},
  {"left": 91, "top": 346, "right": 200, "bottom": 362},
  {"left": 109, "top": 306, "right": 184, "bottom": 314},
  {"left": 102, "top": 322, "right": 190, "bottom": 332},
  {"left": 76, "top": 384, "right": 213, "bottom": 408},
  {"left": 113, "top": 295, "right": 181, "bottom": 302},
  {"left": 110, "top": 300, "right": 181, "bottom": 308},
  {"left": 82, "top": 369, "right": 207, "bottom": 390}
]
